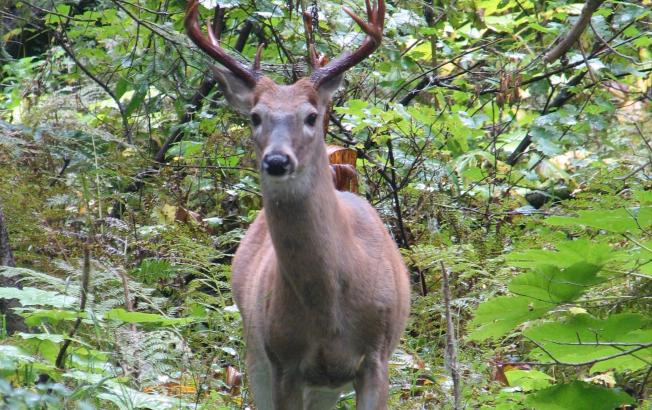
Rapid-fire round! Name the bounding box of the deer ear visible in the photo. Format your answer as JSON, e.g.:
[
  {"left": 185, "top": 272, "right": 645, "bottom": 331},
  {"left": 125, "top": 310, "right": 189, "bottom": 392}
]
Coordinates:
[
  {"left": 211, "top": 65, "right": 255, "bottom": 115},
  {"left": 316, "top": 73, "right": 344, "bottom": 106}
]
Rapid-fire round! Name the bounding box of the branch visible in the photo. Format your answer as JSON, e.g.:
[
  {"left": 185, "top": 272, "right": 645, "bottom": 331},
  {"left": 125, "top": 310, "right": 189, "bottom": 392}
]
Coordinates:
[
  {"left": 153, "top": 20, "right": 253, "bottom": 165},
  {"left": 543, "top": 0, "right": 605, "bottom": 63},
  {"left": 38, "top": 243, "right": 91, "bottom": 384},
  {"left": 525, "top": 336, "right": 652, "bottom": 367},
  {"left": 54, "top": 244, "right": 91, "bottom": 369},
  {"left": 386, "top": 140, "right": 409, "bottom": 248},
  {"left": 506, "top": 70, "right": 588, "bottom": 165},
  {"left": 543, "top": 340, "right": 652, "bottom": 348}
]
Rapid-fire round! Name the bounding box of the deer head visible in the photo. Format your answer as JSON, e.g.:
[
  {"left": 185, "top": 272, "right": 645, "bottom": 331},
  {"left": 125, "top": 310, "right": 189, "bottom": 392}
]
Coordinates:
[{"left": 185, "top": 0, "right": 384, "bottom": 183}]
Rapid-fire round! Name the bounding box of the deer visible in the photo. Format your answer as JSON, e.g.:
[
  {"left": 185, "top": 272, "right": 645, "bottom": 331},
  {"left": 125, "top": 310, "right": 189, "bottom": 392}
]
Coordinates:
[{"left": 185, "top": 0, "right": 410, "bottom": 408}]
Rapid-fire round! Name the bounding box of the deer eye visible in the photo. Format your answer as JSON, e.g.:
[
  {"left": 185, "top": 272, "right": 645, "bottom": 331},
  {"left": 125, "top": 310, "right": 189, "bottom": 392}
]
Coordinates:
[
  {"left": 305, "top": 113, "right": 318, "bottom": 127},
  {"left": 251, "top": 113, "right": 261, "bottom": 126}
]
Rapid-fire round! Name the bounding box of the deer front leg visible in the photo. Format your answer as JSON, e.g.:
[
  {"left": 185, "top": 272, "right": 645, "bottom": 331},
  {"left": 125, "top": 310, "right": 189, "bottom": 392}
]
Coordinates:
[
  {"left": 272, "top": 367, "right": 304, "bottom": 410},
  {"left": 354, "top": 354, "right": 389, "bottom": 410}
]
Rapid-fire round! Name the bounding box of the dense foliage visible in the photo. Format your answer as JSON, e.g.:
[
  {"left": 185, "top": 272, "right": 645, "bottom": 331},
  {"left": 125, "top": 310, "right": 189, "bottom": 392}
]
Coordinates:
[{"left": 0, "top": 0, "right": 650, "bottom": 408}]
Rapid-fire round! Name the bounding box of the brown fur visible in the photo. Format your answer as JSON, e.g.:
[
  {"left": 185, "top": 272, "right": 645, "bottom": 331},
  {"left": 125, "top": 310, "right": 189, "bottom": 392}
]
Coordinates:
[{"left": 229, "top": 75, "right": 411, "bottom": 410}]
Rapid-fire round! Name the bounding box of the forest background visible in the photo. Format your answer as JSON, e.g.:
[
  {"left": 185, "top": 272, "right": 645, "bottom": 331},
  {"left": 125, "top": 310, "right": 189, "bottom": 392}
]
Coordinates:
[{"left": 0, "top": 0, "right": 651, "bottom": 408}]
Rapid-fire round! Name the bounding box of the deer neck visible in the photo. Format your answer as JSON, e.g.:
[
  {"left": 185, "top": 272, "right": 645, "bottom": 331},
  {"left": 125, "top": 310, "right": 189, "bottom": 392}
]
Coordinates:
[{"left": 261, "top": 143, "right": 344, "bottom": 309}]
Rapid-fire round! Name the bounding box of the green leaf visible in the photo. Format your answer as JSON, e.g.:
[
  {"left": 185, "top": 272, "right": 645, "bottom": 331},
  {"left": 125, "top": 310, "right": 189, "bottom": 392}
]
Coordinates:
[
  {"left": 167, "top": 141, "right": 204, "bottom": 160},
  {"left": 506, "top": 239, "right": 614, "bottom": 269},
  {"left": 634, "top": 190, "right": 652, "bottom": 205},
  {"left": 0, "top": 287, "right": 76, "bottom": 308},
  {"left": 524, "top": 381, "right": 634, "bottom": 410},
  {"left": 508, "top": 262, "right": 602, "bottom": 303},
  {"left": 104, "top": 308, "right": 193, "bottom": 325},
  {"left": 505, "top": 369, "right": 552, "bottom": 391},
  {"left": 469, "top": 296, "right": 554, "bottom": 341},
  {"left": 523, "top": 314, "right": 652, "bottom": 372},
  {"left": 23, "top": 309, "right": 80, "bottom": 326},
  {"left": 590, "top": 329, "right": 652, "bottom": 372},
  {"left": 17, "top": 332, "right": 65, "bottom": 344},
  {"left": 546, "top": 207, "right": 652, "bottom": 233},
  {"left": 45, "top": 5, "right": 71, "bottom": 25},
  {"left": 0, "top": 345, "right": 35, "bottom": 376},
  {"left": 0, "top": 345, "right": 35, "bottom": 368}
]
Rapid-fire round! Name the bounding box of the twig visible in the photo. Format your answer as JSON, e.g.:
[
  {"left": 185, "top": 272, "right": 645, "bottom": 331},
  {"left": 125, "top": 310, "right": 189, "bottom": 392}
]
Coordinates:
[
  {"left": 116, "top": 268, "right": 136, "bottom": 332},
  {"left": 635, "top": 123, "right": 652, "bottom": 153},
  {"left": 49, "top": 157, "right": 71, "bottom": 187},
  {"left": 543, "top": 340, "right": 652, "bottom": 347},
  {"left": 388, "top": 39, "right": 503, "bottom": 103},
  {"left": 387, "top": 140, "right": 409, "bottom": 248},
  {"left": 589, "top": 21, "right": 638, "bottom": 64},
  {"left": 524, "top": 336, "right": 652, "bottom": 366},
  {"left": 440, "top": 261, "right": 462, "bottom": 410},
  {"left": 615, "top": 160, "right": 651, "bottom": 181},
  {"left": 543, "top": 0, "right": 605, "bottom": 63},
  {"left": 55, "top": 244, "right": 91, "bottom": 368},
  {"left": 38, "top": 242, "right": 92, "bottom": 384}
]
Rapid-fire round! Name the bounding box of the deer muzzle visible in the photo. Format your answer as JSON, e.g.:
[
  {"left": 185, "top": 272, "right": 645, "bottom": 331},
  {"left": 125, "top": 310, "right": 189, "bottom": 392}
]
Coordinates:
[{"left": 262, "top": 151, "right": 295, "bottom": 177}]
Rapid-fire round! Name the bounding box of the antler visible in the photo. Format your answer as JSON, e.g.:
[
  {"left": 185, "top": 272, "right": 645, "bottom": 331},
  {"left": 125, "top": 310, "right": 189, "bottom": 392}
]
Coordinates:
[
  {"left": 303, "top": 11, "right": 329, "bottom": 70},
  {"left": 185, "top": 0, "right": 261, "bottom": 87},
  {"left": 309, "top": 0, "right": 385, "bottom": 88}
]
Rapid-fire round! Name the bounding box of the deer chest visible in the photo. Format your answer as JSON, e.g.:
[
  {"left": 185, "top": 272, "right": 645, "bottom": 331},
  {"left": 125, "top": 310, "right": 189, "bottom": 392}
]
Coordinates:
[
  {"left": 299, "top": 342, "right": 364, "bottom": 388},
  {"left": 265, "top": 314, "right": 365, "bottom": 388}
]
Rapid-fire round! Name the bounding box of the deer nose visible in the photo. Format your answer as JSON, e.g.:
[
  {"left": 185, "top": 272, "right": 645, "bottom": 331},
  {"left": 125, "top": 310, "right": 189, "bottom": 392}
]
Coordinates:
[{"left": 262, "top": 152, "right": 294, "bottom": 176}]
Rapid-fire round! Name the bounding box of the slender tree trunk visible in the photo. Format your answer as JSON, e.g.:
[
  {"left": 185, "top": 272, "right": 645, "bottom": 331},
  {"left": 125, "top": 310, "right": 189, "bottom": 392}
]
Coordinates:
[
  {"left": 0, "top": 203, "right": 27, "bottom": 335},
  {"left": 441, "top": 261, "right": 461, "bottom": 410}
]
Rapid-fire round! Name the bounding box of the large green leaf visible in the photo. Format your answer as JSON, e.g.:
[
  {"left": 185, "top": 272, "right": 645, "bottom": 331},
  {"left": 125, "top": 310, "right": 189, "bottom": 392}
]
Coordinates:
[
  {"left": 524, "top": 381, "right": 634, "bottom": 410},
  {"left": 508, "top": 262, "right": 602, "bottom": 303},
  {"left": 546, "top": 207, "right": 652, "bottom": 233},
  {"left": 523, "top": 313, "right": 652, "bottom": 372},
  {"left": 506, "top": 239, "right": 615, "bottom": 269},
  {"left": 0, "top": 287, "right": 76, "bottom": 308},
  {"left": 469, "top": 296, "right": 554, "bottom": 341}
]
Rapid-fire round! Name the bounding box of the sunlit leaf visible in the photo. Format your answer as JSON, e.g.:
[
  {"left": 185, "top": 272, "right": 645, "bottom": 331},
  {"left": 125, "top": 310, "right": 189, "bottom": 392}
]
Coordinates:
[{"left": 524, "top": 381, "right": 634, "bottom": 410}]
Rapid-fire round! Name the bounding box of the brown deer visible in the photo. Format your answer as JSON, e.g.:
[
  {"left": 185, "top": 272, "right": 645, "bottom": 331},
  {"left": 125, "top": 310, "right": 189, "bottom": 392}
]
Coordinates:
[{"left": 185, "top": 1, "right": 410, "bottom": 408}]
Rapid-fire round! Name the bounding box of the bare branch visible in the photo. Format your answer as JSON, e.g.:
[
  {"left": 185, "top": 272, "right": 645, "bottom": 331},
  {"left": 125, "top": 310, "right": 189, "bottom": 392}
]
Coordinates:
[{"left": 543, "top": 0, "right": 605, "bottom": 63}]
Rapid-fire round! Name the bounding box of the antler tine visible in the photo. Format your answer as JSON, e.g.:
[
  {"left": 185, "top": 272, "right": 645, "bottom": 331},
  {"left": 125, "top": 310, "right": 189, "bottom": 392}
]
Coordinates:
[
  {"left": 363, "top": 0, "right": 373, "bottom": 24},
  {"left": 253, "top": 43, "right": 265, "bottom": 71},
  {"left": 309, "top": 0, "right": 385, "bottom": 88},
  {"left": 185, "top": 0, "right": 259, "bottom": 87},
  {"left": 206, "top": 18, "right": 220, "bottom": 46}
]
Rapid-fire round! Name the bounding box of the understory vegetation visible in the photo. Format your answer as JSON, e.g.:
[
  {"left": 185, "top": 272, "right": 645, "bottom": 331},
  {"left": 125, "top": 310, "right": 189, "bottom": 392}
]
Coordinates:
[{"left": 0, "top": 0, "right": 651, "bottom": 408}]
